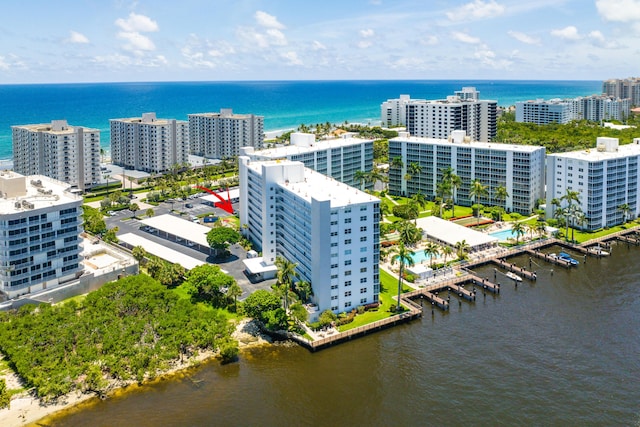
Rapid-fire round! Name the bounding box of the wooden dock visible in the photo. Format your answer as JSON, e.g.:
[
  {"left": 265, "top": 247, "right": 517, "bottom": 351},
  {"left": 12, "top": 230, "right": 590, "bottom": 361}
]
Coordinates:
[
  {"left": 468, "top": 274, "right": 500, "bottom": 294},
  {"left": 491, "top": 258, "right": 539, "bottom": 279},
  {"left": 446, "top": 283, "right": 476, "bottom": 301},
  {"left": 524, "top": 249, "right": 573, "bottom": 268}
]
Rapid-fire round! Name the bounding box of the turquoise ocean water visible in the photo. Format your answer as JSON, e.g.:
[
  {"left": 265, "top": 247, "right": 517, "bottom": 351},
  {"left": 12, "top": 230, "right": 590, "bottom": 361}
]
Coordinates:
[{"left": 0, "top": 80, "right": 601, "bottom": 161}]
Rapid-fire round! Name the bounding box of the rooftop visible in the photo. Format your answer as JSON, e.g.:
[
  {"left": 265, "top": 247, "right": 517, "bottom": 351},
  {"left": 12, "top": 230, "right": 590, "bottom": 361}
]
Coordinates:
[
  {"left": 12, "top": 120, "right": 98, "bottom": 134},
  {"left": 252, "top": 136, "right": 372, "bottom": 158},
  {"left": 0, "top": 173, "right": 82, "bottom": 215},
  {"left": 139, "top": 214, "right": 211, "bottom": 247},
  {"left": 550, "top": 141, "right": 640, "bottom": 161},
  {"left": 416, "top": 216, "right": 498, "bottom": 249},
  {"left": 391, "top": 135, "right": 544, "bottom": 153}
]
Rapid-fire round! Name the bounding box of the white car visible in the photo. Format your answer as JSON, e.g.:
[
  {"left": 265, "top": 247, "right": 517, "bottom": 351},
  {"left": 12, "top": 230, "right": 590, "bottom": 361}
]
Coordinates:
[{"left": 107, "top": 211, "right": 116, "bottom": 216}]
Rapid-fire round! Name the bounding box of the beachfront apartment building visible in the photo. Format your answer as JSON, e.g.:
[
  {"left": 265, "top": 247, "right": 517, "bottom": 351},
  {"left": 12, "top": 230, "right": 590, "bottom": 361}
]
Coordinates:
[
  {"left": 602, "top": 77, "right": 640, "bottom": 106},
  {"left": 239, "top": 132, "right": 374, "bottom": 189},
  {"left": 110, "top": 113, "right": 189, "bottom": 174},
  {"left": 188, "top": 109, "right": 264, "bottom": 159},
  {"left": 381, "top": 87, "right": 497, "bottom": 142},
  {"left": 12, "top": 120, "right": 100, "bottom": 191},
  {"left": 516, "top": 96, "right": 631, "bottom": 124},
  {"left": 381, "top": 94, "right": 420, "bottom": 127},
  {"left": 239, "top": 158, "right": 380, "bottom": 316},
  {"left": 546, "top": 137, "right": 640, "bottom": 231},
  {"left": 0, "top": 172, "right": 84, "bottom": 298},
  {"left": 388, "top": 131, "right": 546, "bottom": 214}
]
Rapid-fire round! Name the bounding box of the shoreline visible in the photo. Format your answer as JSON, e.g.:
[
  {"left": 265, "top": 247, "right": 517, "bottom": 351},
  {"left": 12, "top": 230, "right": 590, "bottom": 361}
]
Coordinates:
[{"left": 0, "top": 318, "right": 273, "bottom": 427}]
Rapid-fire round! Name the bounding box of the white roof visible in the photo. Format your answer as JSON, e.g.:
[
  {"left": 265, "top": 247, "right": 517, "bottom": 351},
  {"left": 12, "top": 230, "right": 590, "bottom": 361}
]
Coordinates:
[
  {"left": 251, "top": 137, "right": 372, "bottom": 158},
  {"left": 416, "top": 216, "right": 498, "bottom": 249},
  {"left": 140, "top": 214, "right": 211, "bottom": 247},
  {"left": 119, "top": 233, "right": 207, "bottom": 270},
  {"left": 243, "top": 257, "right": 279, "bottom": 274},
  {"left": 201, "top": 188, "right": 240, "bottom": 203},
  {"left": 391, "top": 135, "right": 544, "bottom": 153},
  {"left": 550, "top": 142, "right": 640, "bottom": 161},
  {"left": 407, "top": 264, "right": 433, "bottom": 275}
]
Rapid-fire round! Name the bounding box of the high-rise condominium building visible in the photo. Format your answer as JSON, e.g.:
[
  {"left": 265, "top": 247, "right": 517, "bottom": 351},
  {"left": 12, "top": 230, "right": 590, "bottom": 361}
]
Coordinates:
[
  {"left": 516, "top": 96, "right": 631, "bottom": 124},
  {"left": 381, "top": 94, "right": 420, "bottom": 127},
  {"left": 0, "top": 172, "right": 84, "bottom": 298},
  {"left": 602, "top": 77, "right": 640, "bottom": 106},
  {"left": 189, "top": 109, "right": 264, "bottom": 159},
  {"left": 12, "top": 120, "right": 100, "bottom": 191},
  {"left": 239, "top": 133, "right": 374, "bottom": 189},
  {"left": 110, "top": 113, "right": 189, "bottom": 174},
  {"left": 239, "top": 158, "right": 380, "bottom": 315},
  {"left": 388, "top": 131, "right": 545, "bottom": 214},
  {"left": 406, "top": 88, "right": 497, "bottom": 142},
  {"left": 546, "top": 137, "right": 640, "bottom": 231}
]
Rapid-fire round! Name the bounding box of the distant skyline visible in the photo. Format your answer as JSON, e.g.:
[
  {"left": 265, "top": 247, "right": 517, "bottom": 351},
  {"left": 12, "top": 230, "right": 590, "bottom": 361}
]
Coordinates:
[{"left": 0, "top": 0, "right": 638, "bottom": 84}]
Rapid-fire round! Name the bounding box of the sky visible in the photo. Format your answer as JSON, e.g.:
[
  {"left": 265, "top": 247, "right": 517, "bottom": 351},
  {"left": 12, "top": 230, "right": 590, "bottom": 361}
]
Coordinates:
[{"left": 0, "top": 0, "right": 638, "bottom": 83}]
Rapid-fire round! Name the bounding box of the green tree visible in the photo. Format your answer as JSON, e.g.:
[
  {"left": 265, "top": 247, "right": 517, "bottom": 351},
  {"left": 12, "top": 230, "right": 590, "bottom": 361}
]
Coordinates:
[
  {"left": 441, "top": 167, "right": 461, "bottom": 218},
  {"left": 185, "top": 264, "right": 235, "bottom": 306},
  {"left": 294, "top": 280, "right": 313, "bottom": 303},
  {"left": 396, "top": 220, "right": 422, "bottom": 246},
  {"left": 494, "top": 185, "right": 509, "bottom": 220},
  {"left": 535, "top": 220, "right": 548, "bottom": 238},
  {"left": 354, "top": 170, "right": 368, "bottom": 191},
  {"left": 618, "top": 203, "right": 630, "bottom": 224},
  {"left": 132, "top": 246, "right": 147, "bottom": 263},
  {"left": 0, "top": 378, "right": 10, "bottom": 409},
  {"left": 275, "top": 256, "right": 299, "bottom": 311},
  {"left": 390, "top": 242, "right": 414, "bottom": 312},
  {"left": 129, "top": 202, "right": 139, "bottom": 218},
  {"left": 146, "top": 208, "right": 155, "bottom": 218},
  {"left": 226, "top": 281, "right": 243, "bottom": 312},
  {"left": 469, "top": 179, "right": 488, "bottom": 225},
  {"left": 511, "top": 221, "right": 525, "bottom": 245},
  {"left": 82, "top": 206, "right": 107, "bottom": 235},
  {"left": 243, "top": 289, "right": 282, "bottom": 322},
  {"left": 423, "top": 242, "right": 440, "bottom": 269},
  {"left": 454, "top": 240, "right": 471, "bottom": 260},
  {"left": 207, "top": 227, "right": 241, "bottom": 257},
  {"left": 103, "top": 226, "right": 119, "bottom": 244},
  {"left": 441, "top": 245, "right": 454, "bottom": 265}
]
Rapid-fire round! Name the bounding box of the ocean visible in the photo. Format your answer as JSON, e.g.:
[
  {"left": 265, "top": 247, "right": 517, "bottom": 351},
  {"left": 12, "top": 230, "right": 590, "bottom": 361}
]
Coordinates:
[{"left": 0, "top": 80, "right": 601, "bottom": 161}]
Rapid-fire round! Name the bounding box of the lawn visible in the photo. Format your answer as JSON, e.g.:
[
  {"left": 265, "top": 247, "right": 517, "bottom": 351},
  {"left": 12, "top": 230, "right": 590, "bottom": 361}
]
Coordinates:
[{"left": 565, "top": 221, "right": 640, "bottom": 244}]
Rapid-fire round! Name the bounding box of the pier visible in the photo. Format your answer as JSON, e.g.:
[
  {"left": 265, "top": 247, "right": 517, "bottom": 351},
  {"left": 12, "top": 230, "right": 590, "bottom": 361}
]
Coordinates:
[{"left": 524, "top": 249, "right": 573, "bottom": 268}]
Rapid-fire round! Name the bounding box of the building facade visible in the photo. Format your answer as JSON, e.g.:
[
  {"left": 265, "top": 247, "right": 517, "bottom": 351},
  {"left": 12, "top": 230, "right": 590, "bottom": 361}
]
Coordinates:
[
  {"left": 602, "top": 77, "right": 640, "bottom": 106},
  {"left": 240, "top": 133, "right": 374, "bottom": 189},
  {"left": 516, "top": 96, "right": 631, "bottom": 124},
  {"left": 189, "top": 109, "right": 264, "bottom": 159},
  {"left": 12, "top": 120, "right": 100, "bottom": 191},
  {"left": 388, "top": 131, "right": 546, "bottom": 214},
  {"left": 239, "top": 158, "right": 380, "bottom": 315},
  {"left": 0, "top": 172, "right": 84, "bottom": 298},
  {"left": 110, "top": 113, "right": 189, "bottom": 174},
  {"left": 380, "top": 94, "right": 418, "bottom": 127},
  {"left": 546, "top": 137, "right": 640, "bottom": 231}
]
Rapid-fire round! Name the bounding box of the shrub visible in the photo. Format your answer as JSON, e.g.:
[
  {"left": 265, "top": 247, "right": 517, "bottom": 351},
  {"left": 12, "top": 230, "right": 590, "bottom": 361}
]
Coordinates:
[{"left": 218, "top": 339, "right": 239, "bottom": 364}]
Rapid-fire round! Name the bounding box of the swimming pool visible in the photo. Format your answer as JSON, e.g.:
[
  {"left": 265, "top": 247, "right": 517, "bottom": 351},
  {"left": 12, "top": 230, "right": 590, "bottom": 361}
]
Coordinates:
[
  {"left": 489, "top": 228, "right": 516, "bottom": 240},
  {"left": 397, "top": 250, "right": 441, "bottom": 265}
]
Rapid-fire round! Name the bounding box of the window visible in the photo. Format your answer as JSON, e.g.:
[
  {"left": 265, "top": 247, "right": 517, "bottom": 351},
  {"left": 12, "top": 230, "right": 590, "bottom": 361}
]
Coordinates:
[
  {"left": 331, "top": 220, "right": 338, "bottom": 225},
  {"left": 345, "top": 239, "right": 351, "bottom": 245},
  {"left": 360, "top": 236, "right": 367, "bottom": 242},
  {"left": 345, "top": 228, "right": 351, "bottom": 234},
  {"left": 344, "top": 260, "right": 351, "bottom": 266},
  {"left": 331, "top": 295, "right": 338, "bottom": 300},
  {"left": 345, "top": 280, "right": 351, "bottom": 286},
  {"left": 345, "top": 249, "right": 352, "bottom": 255},
  {"left": 332, "top": 306, "right": 338, "bottom": 311},
  {"left": 331, "top": 284, "right": 338, "bottom": 290},
  {"left": 360, "top": 216, "right": 367, "bottom": 221},
  {"left": 331, "top": 274, "right": 338, "bottom": 279},
  {"left": 345, "top": 208, "right": 351, "bottom": 213},
  {"left": 360, "top": 206, "right": 367, "bottom": 211},
  {"left": 345, "top": 302, "right": 352, "bottom": 308},
  {"left": 360, "top": 257, "right": 367, "bottom": 263},
  {"left": 360, "top": 267, "right": 367, "bottom": 273},
  {"left": 345, "top": 270, "right": 352, "bottom": 276},
  {"left": 360, "top": 226, "right": 367, "bottom": 232},
  {"left": 360, "top": 247, "right": 367, "bottom": 253},
  {"left": 345, "top": 218, "right": 351, "bottom": 224},
  {"left": 360, "top": 277, "right": 367, "bottom": 283},
  {"left": 360, "top": 288, "right": 367, "bottom": 293},
  {"left": 360, "top": 298, "right": 367, "bottom": 304},
  {"left": 331, "top": 242, "right": 338, "bottom": 247},
  {"left": 331, "top": 231, "right": 337, "bottom": 236},
  {"left": 344, "top": 291, "right": 352, "bottom": 297},
  {"left": 331, "top": 263, "right": 338, "bottom": 269}
]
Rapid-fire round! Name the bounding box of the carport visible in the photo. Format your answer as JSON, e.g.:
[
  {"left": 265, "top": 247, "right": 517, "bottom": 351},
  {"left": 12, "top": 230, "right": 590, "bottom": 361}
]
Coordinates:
[{"left": 139, "top": 214, "right": 212, "bottom": 254}]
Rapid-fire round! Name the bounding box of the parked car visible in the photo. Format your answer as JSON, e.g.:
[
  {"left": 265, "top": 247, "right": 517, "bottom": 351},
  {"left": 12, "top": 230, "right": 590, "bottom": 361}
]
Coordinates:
[
  {"left": 107, "top": 211, "right": 116, "bottom": 216},
  {"left": 185, "top": 203, "right": 194, "bottom": 208}
]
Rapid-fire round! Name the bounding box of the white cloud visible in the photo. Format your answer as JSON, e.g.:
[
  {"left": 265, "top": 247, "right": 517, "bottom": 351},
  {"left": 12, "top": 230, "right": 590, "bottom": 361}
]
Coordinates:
[
  {"left": 507, "top": 30, "right": 539, "bottom": 45},
  {"left": 446, "top": 0, "right": 505, "bottom": 21},
  {"left": 451, "top": 31, "right": 481, "bottom": 44},
  {"left": 474, "top": 46, "right": 512, "bottom": 69},
  {"left": 66, "top": 31, "right": 89, "bottom": 44},
  {"left": 360, "top": 29, "right": 375, "bottom": 38},
  {"left": 266, "top": 29, "right": 287, "bottom": 46},
  {"left": 420, "top": 35, "right": 438, "bottom": 46},
  {"left": 281, "top": 51, "right": 303, "bottom": 66},
  {"left": 118, "top": 31, "right": 156, "bottom": 53},
  {"left": 550, "top": 26, "right": 581, "bottom": 40},
  {"left": 596, "top": 0, "right": 640, "bottom": 22},
  {"left": 312, "top": 40, "right": 327, "bottom": 50},
  {"left": 255, "top": 11, "right": 285, "bottom": 29},
  {"left": 357, "top": 40, "right": 373, "bottom": 49},
  {"left": 92, "top": 52, "right": 167, "bottom": 68},
  {"left": 115, "top": 12, "right": 159, "bottom": 33},
  {"left": 0, "top": 56, "right": 9, "bottom": 70}
]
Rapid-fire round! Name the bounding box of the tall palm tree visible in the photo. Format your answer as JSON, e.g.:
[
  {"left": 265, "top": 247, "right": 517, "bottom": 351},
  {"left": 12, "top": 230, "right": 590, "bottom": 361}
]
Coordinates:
[
  {"left": 408, "top": 162, "right": 422, "bottom": 191},
  {"left": 511, "top": 221, "right": 525, "bottom": 245},
  {"left": 469, "top": 179, "right": 488, "bottom": 225},
  {"left": 454, "top": 240, "right": 470, "bottom": 261},
  {"left": 555, "top": 206, "right": 569, "bottom": 241},
  {"left": 550, "top": 197, "right": 562, "bottom": 218},
  {"left": 410, "top": 192, "right": 428, "bottom": 223},
  {"left": 568, "top": 204, "right": 583, "bottom": 242},
  {"left": 441, "top": 245, "right": 454, "bottom": 265},
  {"left": 423, "top": 242, "right": 440, "bottom": 269},
  {"left": 397, "top": 220, "right": 422, "bottom": 246},
  {"left": 275, "top": 256, "right": 299, "bottom": 311},
  {"left": 354, "top": 170, "right": 368, "bottom": 191},
  {"left": 390, "top": 242, "right": 414, "bottom": 312},
  {"left": 618, "top": 203, "right": 630, "bottom": 224},
  {"left": 535, "top": 220, "right": 548, "bottom": 238},
  {"left": 226, "top": 282, "right": 243, "bottom": 312},
  {"left": 435, "top": 182, "right": 452, "bottom": 217},
  {"left": 494, "top": 185, "right": 509, "bottom": 220},
  {"left": 441, "top": 167, "right": 461, "bottom": 218}
]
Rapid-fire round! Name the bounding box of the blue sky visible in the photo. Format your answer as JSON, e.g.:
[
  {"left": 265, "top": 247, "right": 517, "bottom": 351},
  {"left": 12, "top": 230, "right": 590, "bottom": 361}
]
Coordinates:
[{"left": 0, "top": 0, "right": 638, "bottom": 83}]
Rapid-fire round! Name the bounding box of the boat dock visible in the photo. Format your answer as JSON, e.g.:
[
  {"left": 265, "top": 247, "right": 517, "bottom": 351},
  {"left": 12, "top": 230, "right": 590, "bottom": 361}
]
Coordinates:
[
  {"left": 447, "top": 283, "right": 476, "bottom": 301},
  {"left": 524, "top": 249, "right": 573, "bottom": 268},
  {"left": 491, "top": 257, "right": 539, "bottom": 279}
]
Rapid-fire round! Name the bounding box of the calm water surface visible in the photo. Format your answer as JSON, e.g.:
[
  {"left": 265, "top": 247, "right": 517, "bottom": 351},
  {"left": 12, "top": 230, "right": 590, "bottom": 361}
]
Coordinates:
[{"left": 50, "top": 244, "right": 640, "bottom": 426}]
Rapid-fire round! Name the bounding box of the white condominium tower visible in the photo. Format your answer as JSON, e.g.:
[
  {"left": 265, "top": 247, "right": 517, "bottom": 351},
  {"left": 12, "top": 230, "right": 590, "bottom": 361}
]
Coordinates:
[
  {"left": 0, "top": 172, "right": 84, "bottom": 298},
  {"left": 239, "top": 157, "right": 380, "bottom": 315},
  {"left": 239, "top": 132, "right": 374, "bottom": 189},
  {"left": 110, "top": 112, "right": 189, "bottom": 174},
  {"left": 189, "top": 109, "right": 264, "bottom": 159},
  {"left": 602, "top": 77, "right": 640, "bottom": 106},
  {"left": 12, "top": 120, "right": 100, "bottom": 191},
  {"left": 516, "top": 96, "right": 631, "bottom": 124},
  {"left": 388, "top": 131, "right": 545, "bottom": 214},
  {"left": 546, "top": 137, "right": 640, "bottom": 231},
  {"left": 381, "top": 94, "right": 421, "bottom": 127},
  {"left": 515, "top": 99, "right": 573, "bottom": 125}
]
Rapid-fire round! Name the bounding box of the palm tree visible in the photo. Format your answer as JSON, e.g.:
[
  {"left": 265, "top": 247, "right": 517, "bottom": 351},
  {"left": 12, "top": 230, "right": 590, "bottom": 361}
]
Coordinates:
[
  {"left": 410, "top": 192, "right": 428, "bottom": 223},
  {"left": 294, "top": 280, "right": 313, "bottom": 303},
  {"left": 441, "top": 167, "right": 461, "bottom": 218},
  {"left": 390, "top": 242, "right": 414, "bottom": 312},
  {"left": 435, "top": 182, "right": 452, "bottom": 217},
  {"left": 562, "top": 188, "right": 580, "bottom": 209},
  {"left": 275, "top": 256, "right": 299, "bottom": 311},
  {"left": 354, "top": 170, "right": 368, "bottom": 191},
  {"left": 441, "top": 245, "right": 454, "bottom": 265},
  {"left": 146, "top": 208, "right": 154, "bottom": 218},
  {"left": 226, "top": 282, "right": 243, "bottom": 312},
  {"left": 129, "top": 202, "right": 139, "bottom": 219},
  {"left": 408, "top": 162, "right": 422, "bottom": 191},
  {"left": 555, "top": 206, "right": 569, "bottom": 241},
  {"left": 454, "top": 240, "right": 470, "bottom": 261},
  {"left": 550, "top": 197, "right": 562, "bottom": 218},
  {"left": 618, "top": 203, "right": 630, "bottom": 224},
  {"left": 494, "top": 185, "right": 509, "bottom": 220},
  {"left": 397, "top": 220, "right": 422, "bottom": 246},
  {"left": 568, "top": 204, "right": 583, "bottom": 242},
  {"left": 469, "top": 179, "right": 488, "bottom": 225},
  {"left": 423, "top": 242, "right": 440, "bottom": 269},
  {"left": 535, "top": 220, "right": 548, "bottom": 238},
  {"left": 511, "top": 221, "right": 525, "bottom": 245}
]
